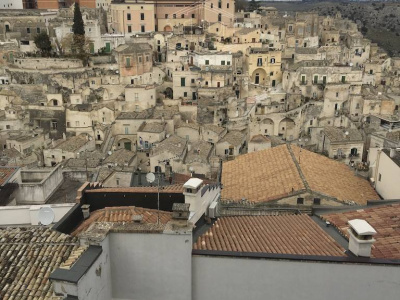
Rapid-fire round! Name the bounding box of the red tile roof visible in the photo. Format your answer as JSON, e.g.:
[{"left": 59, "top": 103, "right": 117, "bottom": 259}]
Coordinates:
[
  {"left": 193, "top": 215, "right": 346, "bottom": 256},
  {"left": 0, "top": 166, "right": 18, "bottom": 186},
  {"left": 221, "top": 145, "right": 379, "bottom": 205},
  {"left": 0, "top": 227, "right": 78, "bottom": 299},
  {"left": 84, "top": 184, "right": 184, "bottom": 194},
  {"left": 322, "top": 204, "right": 400, "bottom": 259},
  {"left": 72, "top": 206, "right": 172, "bottom": 236},
  {"left": 221, "top": 145, "right": 305, "bottom": 202}
]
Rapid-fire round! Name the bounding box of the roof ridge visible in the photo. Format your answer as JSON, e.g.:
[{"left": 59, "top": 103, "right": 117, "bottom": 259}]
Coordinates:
[{"left": 286, "top": 144, "right": 311, "bottom": 191}]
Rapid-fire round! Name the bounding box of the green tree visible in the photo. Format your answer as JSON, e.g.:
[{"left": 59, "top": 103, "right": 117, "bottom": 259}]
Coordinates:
[
  {"left": 34, "top": 32, "right": 52, "bottom": 56},
  {"left": 73, "top": 2, "right": 85, "bottom": 36},
  {"left": 248, "top": 0, "right": 259, "bottom": 12},
  {"left": 72, "top": 2, "right": 85, "bottom": 54}
]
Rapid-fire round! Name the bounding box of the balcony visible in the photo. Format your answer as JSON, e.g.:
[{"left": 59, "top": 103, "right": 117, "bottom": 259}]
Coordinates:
[{"left": 300, "top": 80, "right": 308, "bottom": 85}]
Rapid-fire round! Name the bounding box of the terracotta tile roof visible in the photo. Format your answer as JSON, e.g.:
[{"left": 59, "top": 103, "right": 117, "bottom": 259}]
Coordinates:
[
  {"left": 323, "top": 126, "right": 363, "bottom": 142},
  {"left": 221, "top": 145, "right": 305, "bottom": 202},
  {"left": 72, "top": 206, "right": 172, "bottom": 236},
  {"left": 291, "top": 146, "right": 378, "bottom": 205},
  {"left": 221, "top": 145, "right": 378, "bottom": 204},
  {"left": 193, "top": 215, "right": 346, "bottom": 256},
  {"left": 84, "top": 184, "right": 184, "bottom": 194},
  {"left": 0, "top": 227, "right": 78, "bottom": 299},
  {"left": 59, "top": 246, "right": 89, "bottom": 269},
  {"left": 54, "top": 134, "right": 88, "bottom": 152},
  {"left": 173, "top": 173, "right": 216, "bottom": 185},
  {"left": 103, "top": 149, "right": 135, "bottom": 165},
  {"left": 0, "top": 166, "right": 18, "bottom": 186},
  {"left": 151, "top": 135, "right": 187, "bottom": 157},
  {"left": 250, "top": 134, "right": 271, "bottom": 143},
  {"left": 177, "top": 122, "right": 200, "bottom": 130},
  {"left": 322, "top": 204, "right": 400, "bottom": 259},
  {"left": 218, "top": 131, "right": 246, "bottom": 147},
  {"left": 203, "top": 124, "right": 225, "bottom": 135}
]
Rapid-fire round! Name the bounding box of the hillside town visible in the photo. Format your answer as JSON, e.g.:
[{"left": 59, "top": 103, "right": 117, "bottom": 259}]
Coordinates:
[{"left": 0, "top": 1, "right": 399, "bottom": 300}]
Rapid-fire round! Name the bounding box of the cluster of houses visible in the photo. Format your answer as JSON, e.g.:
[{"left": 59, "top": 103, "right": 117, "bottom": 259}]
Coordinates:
[{"left": 0, "top": 2, "right": 399, "bottom": 300}]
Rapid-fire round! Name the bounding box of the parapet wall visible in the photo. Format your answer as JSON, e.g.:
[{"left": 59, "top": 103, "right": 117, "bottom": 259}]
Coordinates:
[{"left": 13, "top": 58, "right": 83, "bottom": 70}]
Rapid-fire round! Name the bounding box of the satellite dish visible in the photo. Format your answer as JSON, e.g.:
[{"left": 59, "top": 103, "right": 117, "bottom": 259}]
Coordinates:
[
  {"left": 146, "top": 172, "right": 155, "bottom": 183},
  {"left": 38, "top": 207, "right": 55, "bottom": 226}
]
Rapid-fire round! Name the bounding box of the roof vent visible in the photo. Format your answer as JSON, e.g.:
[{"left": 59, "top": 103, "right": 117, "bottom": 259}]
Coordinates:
[{"left": 347, "top": 219, "right": 377, "bottom": 257}]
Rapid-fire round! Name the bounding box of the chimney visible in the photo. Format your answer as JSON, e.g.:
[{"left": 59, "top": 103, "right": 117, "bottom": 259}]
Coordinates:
[
  {"left": 81, "top": 204, "right": 90, "bottom": 220},
  {"left": 347, "top": 219, "right": 377, "bottom": 257},
  {"left": 132, "top": 214, "right": 143, "bottom": 223},
  {"left": 171, "top": 203, "right": 190, "bottom": 227},
  {"left": 390, "top": 148, "right": 397, "bottom": 158}
]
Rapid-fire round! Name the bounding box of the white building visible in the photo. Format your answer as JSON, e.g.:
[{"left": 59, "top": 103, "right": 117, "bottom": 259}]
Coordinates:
[
  {"left": 0, "top": 0, "right": 23, "bottom": 9},
  {"left": 369, "top": 148, "right": 400, "bottom": 199}
]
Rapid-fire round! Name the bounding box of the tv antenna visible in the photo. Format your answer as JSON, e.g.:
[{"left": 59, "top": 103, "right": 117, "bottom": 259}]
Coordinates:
[
  {"left": 38, "top": 207, "right": 55, "bottom": 226},
  {"left": 146, "top": 172, "right": 160, "bottom": 224}
]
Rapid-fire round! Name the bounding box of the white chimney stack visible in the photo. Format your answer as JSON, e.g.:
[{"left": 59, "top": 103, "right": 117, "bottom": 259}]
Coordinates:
[
  {"left": 81, "top": 204, "right": 90, "bottom": 220},
  {"left": 347, "top": 219, "right": 377, "bottom": 257},
  {"left": 390, "top": 148, "right": 397, "bottom": 158}
]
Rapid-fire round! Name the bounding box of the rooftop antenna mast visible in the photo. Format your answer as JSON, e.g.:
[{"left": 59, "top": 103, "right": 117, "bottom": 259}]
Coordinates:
[{"left": 145, "top": 172, "right": 158, "bottom": 224}]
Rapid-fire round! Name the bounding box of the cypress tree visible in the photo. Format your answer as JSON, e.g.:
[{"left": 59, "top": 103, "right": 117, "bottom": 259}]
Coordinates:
[{"left": 72, "top": 2, "right": 85, "bottom": 36}]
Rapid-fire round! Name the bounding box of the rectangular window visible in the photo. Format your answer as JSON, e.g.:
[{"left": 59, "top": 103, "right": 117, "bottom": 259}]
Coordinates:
[
  {"left": 141, "top": 25, "right": 145, "bottom": 32},
  {"left": 313, "top": 198, "right": 321, "bottom": 205},
  {"left": 184, "top": 92, "right": 187, "bottom": 97},
  {"left": 173, "top": 14, "right": 176, "bottom": 19},
  {"left": 191, "top": 79, "right": 195, "bottom": 84},
  {"left": 141, "top": 13, "right": 145, "bottom": 20},
  {"left": 192, "top": 14, "right": 195, "bottom": 18},
  {"left": 165, "top": 14, "right": 168, "bottom": 18},
  {"left": 126, "top": 57, "right": 131, "bottom": 67},
  {"left": 205, "top": 60, "right": 209, "bottom": 65},
  {"left": 27, "top": 28, "right": 30, "bottom": 33},
  {"left": 37, "top": 28, "right": 40, "bottom": 34},
  {"left": 221, "top": 60, "right": 225, "bottom": 65},
  {"left": 75, "top": 121, "right": 80, "bottom": 126},
  {"left": 138, "top": 56, "right": 142, "bottom": 63},
  {"left": 128, "top": 25, "right": 132, "bottom": 33},
  {"left": 227, "top": 3, "right": 230, "bottom": 8},
  {"left": 341, "top": 76, "right": 346, "bottom": 83},
  {"left": 125, "top": 127, "right": 129, "bottom": 134},
  {"left": 127, "top": 13, "right": 131, "bottom": 21},
  {"left": 181, "top": 77, "right": 185, "bottom": 87},
  {"left": 314, "top": 75, "right": 318, "bottom": 84},
  {"left": 227, "top": 61, "right": 231, "bottom": 65},
  {"left": 378, "top": 173, "right": 381, "bottom": 181},
  {"left": 297, "top": 198, "right": 304, "bottom": 205}
]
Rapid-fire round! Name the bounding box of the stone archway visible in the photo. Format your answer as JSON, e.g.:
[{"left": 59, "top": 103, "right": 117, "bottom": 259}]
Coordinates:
[
  {"left": 278, "top": 117, "right": 296, "bottom": 140},
  {"left": 251, "top": 68, "right": 267, "bottom": 85},
  {"left": 260, "top": 118, "right": 274, "bottom": 136},
  {"left": 165, "top": 87, "right": 173, "bottom": 99}
]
